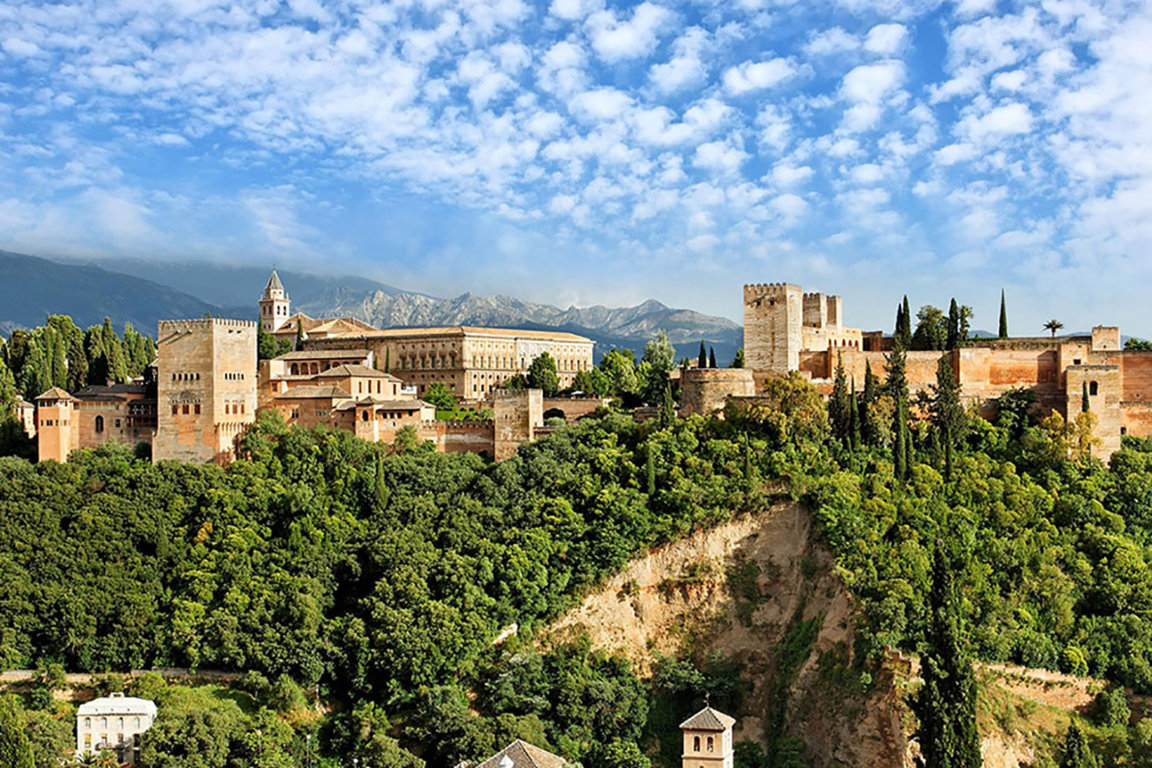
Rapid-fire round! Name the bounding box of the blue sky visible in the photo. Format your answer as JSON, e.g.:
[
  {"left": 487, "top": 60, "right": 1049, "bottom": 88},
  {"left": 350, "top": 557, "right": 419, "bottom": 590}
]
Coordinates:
[{"left": 1, "top": 0, "right": 1150, "bottom": 334}]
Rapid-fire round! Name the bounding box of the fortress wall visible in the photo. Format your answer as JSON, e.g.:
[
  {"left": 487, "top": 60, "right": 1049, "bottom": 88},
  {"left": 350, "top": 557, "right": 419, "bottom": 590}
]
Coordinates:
[
  {"left": 679, "top": 369, "right": 755, "bottom": 417},
  {"left": 798, "top": 350, "right": 829, "bottom": 380},
  {"left": 1121, "top": 404, "right": 1152, "bottom": 441},
  {"left": 542, "top": 397, "right": 610, "bottom": 422},
  {"left": 1066, "top": 366, "right": 1122, "bottom": 458},
  {"left": 1117, "top": 353, "right": 1152, "bottom": 402},
  {"left": 440, "top": 423, "right": 495, "bottom": 455}
]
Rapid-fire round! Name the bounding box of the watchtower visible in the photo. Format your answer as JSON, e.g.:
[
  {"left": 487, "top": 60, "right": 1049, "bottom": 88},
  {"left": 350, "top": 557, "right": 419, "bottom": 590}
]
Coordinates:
[
  {"left": 743, "top": 283, "right": 802, "bottom": 374},
  {"left": 154, "top": 318, "right": 257, "bottom": 464},
  {"left": 35, "top": 387, "right": 75, "bottom": 463},
  {"left": 680, "top": 704, "right": 735, "bottom": 768},
  {"left": 259, "top": 270, "right": 291, "bottom": 332}
]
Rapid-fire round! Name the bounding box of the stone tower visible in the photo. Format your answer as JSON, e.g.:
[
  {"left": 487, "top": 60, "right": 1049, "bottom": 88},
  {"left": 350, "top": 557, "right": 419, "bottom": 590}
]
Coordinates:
[
  {"left": 259, "top": 270, "right": 291, "bottom": 332},
  {"left": 680, "top": 705, "right": 735, "bottom": 768},
  {"left": 154, "top": 318, "right": 257, "bottom": 464},
  {"left": 743, "top": 282, "right": 802, "bottom": 374},
  {"left": 35, "top": 387, "right": 75, "bottom": 463}
]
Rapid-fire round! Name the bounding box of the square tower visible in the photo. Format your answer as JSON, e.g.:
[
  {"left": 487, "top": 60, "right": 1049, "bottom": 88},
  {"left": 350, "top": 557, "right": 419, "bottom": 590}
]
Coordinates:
[
  {"left": 35, "top": 387, "right": 75, "bottom": 463},
  {"left": 743, "top": 283, "right": 802, "bottom": 374},
  {"left": 259, "top": 270, "right": 291, "bottom": 332},
  {"left": 154, "top": 318, "right": 257, "bottom": 464}
]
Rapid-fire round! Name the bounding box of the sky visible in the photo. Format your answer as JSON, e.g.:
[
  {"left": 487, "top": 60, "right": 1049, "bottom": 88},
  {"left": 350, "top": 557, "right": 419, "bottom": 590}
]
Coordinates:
[{"left": 1, "top": 0, "right": 1151, "bottom": 334}]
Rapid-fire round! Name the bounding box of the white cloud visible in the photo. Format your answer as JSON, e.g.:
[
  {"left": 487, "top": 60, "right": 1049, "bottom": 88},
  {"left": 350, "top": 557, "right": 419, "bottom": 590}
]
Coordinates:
[
  {"left": 649, "top": 27, "right": 709, "bottom": 94},
  {"left": 722, "top": 58, "right": 796, "bottom": 94},
  {"left": 569, "top": 88, "right": 633, "bottom": 121},
  {"left": 586, "top": 2, "right": 676, "bottom": 63},
  {"left": 693, "top": 141, "right": 748, "bottom": 175},
  {"left": 805, "top": 28, "right": 858, "bottom": 56},
  {"left": 839, "top": 60, "right": 905, "bottom": 132},
  {"left": 549, "top": 0, "right": 603, "bottom": 21},
  {"left": 863, "top": 24, "right": 908, "bottom": 55},
  {"left": 958, "top": 102, "right": 1033, "bottom": 142},
  {"left": 771, "top": 163, "right": 813, "bottom": 187}
]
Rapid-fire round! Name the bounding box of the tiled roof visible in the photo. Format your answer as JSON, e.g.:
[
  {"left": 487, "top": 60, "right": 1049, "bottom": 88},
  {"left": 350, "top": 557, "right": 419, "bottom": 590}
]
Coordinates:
[
  {"left": 265, "top": 269, "right": 284, "bottom": 293},
  {"left": 274, "top": 349, "right": 371, "bottom": 361},
  {"left": 35, "top": 387, "right": 74, "bottom": 401},
  {"left": 333, "top": 325, "right": 593, "bottom": 343},
  {"left": 334, "top": 398, "right": 432, "bottom": 411},
  {"left": 474, "top": 741, "right": 567, "bottom": 768},
  {"left": 274, "top": 385, "right": 350, "bottom": 400},
  {"left": 679, "top": 707, "right": 736, "bottom": 731},
  {"left": 314, "top": 364, "right": 398, "bottom": 380}
]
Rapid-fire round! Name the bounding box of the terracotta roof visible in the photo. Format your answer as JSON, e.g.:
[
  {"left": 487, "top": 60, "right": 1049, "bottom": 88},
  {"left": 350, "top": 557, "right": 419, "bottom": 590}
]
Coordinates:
[
  {"left": 310, "top": 317, "right": 376, "bottom": 334},
  {"left": 334, "top": 398, "right": 432, "bottom": 411},
  {"left": 474, "top": 741, "right": 567, "bottom": 768},
  {"left": 274, "top": 385, "right": 350, "bottom": 400},
  {"left": 329, "top": 325, "right": 593, "bottom": 343},
  {"left": 680, "top": 707, "right": 736, "bottom": 731},
  {"left": 35, "top": 387, "right": 74, "bottom": 401},
  {"left": 313, "top": 364, "right": 398, "bottom": 380},
  {"left": 274, "top": 349, "right": 371, "bottom": 361}
]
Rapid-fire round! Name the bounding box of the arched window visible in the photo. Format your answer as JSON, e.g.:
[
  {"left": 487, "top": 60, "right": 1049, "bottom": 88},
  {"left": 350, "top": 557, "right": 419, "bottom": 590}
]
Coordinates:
[
  {"left": 291, "top": 363, "right": 299, "bottom": 375},
  {"left": 707, "top": 737, "right": 714, "bottom": 752},
  {"left": 1090, "top": 381, "right": 1099, "bottom": 396},
  {"left": 95, "top": 415, "right": 104, "bottom": 433},
  {"left": 362, "top": 411, "right": 369, "bottom": 421},
  {"left": 693, "top": 737, "right": 700, "bottom": 752}
]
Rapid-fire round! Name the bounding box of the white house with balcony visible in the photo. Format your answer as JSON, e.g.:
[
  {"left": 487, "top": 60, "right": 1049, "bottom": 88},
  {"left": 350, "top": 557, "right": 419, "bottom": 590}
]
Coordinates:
[{"left": 76, "top": 692, "right": 157, "bottom": 765}]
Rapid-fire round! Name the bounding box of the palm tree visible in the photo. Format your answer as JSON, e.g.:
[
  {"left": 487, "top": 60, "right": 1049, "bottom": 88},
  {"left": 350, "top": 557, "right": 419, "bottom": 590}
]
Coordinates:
[{"left": 1044, "top": 319, "right": 1064, "bottom": 338}]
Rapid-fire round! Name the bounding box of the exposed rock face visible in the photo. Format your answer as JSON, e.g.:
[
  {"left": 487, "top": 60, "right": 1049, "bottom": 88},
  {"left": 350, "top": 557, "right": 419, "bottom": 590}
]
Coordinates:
[{"left": 545, "top": 502, "right": 914, "bottom": 768}]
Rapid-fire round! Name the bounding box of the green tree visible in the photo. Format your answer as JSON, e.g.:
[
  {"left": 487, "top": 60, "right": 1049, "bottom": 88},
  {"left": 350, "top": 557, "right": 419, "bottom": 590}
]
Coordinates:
[
  {"left": 998, "top": 289, "right": 1008, "bottom": 339},
  {"left": 1044, "top": 319, "right": 1064, "bottom": 338},
  {"left": 257, "top": 320, "right": 279, "bottom": 361},
  {"left": 886, "top": 345, "right": 911, "bottom": 480},
  {"left": 592, "top": 740, "right": 651, "bottom": 768},
  {"left": 708, "top": 347, "right": 717, "bottom": 369},
  {"left": 295, "top": 321, "right": 304, "bottom": 352},
  {"left": 912, "top": 305, "right": 948, "bottom": 351},
  {"left": 600, "top": 349, "right": 639, "bottom": 396},
  {"left": 658, "top": 383, "right": 676, "bottom": 428},
  {"left": 424, "top": 382, "right": 458, "bottom": 410},
  {"left": 527, "top": 353, "right": 560, "bottom": 396},
  {"left": 1082, "top": 381, "right": 1090, "bottom": 413},
  {"left": 642, "top": 332, "right": 676, "bottom": 404},
  {"left": 725, "top": 372, "right": 828, "bottom": 448},
  {"left": 930, "top": 354, "right": 964, "bottom": 481},
  {"left": 899, "top": 295, "right": 912, "bottom": 349},
  {"left": 848, "top": 378, "right": 860, "bottom": 452},
  {"left": 1059, "top": 722, "right": 1099, "bottom": 768},
  {"left": 946, "top": 299, "right": 960, "bottom": 350},
  {"left": 915, "top": 542, "right": 981, "bottom": 768},
  {"left": 698, "top": 341, "right": 707, "bottom": 369},
  {"left": 572, "top": 367, "right": 611, "bottom": 396},
  {"left": 730, "top": 348, "right": 744, "bottom": 369},
  {"left": 828, "top": 353, "right": 850, "bottom": 445},
  {"left": 0, "top": 696, "right": 34, "bottom": 768},
  {"left": 860, "top": 360, "right": 879, "bottom": 446}
]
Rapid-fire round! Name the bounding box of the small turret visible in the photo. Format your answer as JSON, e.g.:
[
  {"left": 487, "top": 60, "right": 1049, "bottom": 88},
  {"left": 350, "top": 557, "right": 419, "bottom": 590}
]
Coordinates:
[{"left": 680, "top": 704, "right": 735, "bottom": 768}]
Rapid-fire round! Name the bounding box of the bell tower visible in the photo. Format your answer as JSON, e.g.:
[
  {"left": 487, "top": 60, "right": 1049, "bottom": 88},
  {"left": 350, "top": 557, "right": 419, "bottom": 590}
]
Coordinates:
[
  {"left": 259, "top": 269, "right": 291, "bottom": 332},
  {"left": 680, "top": 704, "right": 735, "bottom": 768}
]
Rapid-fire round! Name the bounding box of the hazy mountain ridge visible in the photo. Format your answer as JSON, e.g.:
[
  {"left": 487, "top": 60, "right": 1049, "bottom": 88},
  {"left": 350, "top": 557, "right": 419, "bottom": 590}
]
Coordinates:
[{"left": 3, "top": 251, "right": 743, "bottom": 360}]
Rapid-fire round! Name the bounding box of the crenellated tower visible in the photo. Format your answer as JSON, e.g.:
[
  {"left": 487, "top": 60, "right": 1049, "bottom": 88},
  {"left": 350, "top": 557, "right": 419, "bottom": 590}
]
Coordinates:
[
  {"left": 743, "top": 283, "right": 802, "bottom": 374},
  {"left": 260, "top": 270, "right": 291, "bottom": 332}
]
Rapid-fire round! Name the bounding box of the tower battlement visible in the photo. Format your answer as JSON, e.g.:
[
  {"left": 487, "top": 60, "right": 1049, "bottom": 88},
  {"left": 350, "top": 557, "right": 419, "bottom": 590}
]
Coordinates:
[
  {"left": 158, "top": 318, "right": 257, "bottom": 333},
  {"left": 743, "top": 283, "right": 800, "bottom": 302}
]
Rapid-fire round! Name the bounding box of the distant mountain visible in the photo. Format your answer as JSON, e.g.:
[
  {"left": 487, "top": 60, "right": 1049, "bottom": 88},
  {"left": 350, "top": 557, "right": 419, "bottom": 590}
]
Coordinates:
[
  {"left": 0, "top": 251, "right": 224, "bottom": 336},
  {"left": 8, "top": 252, "right": 743, "bottom": 362}
]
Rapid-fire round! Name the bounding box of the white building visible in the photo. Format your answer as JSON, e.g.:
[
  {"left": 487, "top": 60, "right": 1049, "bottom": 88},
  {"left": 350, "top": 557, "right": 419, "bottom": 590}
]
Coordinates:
[{"left": 76, "top": 692, "right": 157, "bottom": 765}]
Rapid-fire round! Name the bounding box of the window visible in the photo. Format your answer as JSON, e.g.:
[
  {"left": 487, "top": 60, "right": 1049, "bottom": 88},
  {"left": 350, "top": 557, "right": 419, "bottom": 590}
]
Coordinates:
[
  {"left": 182, "top": 404, "right": 190, "bottom": 415},
  {"left": 114, "top": 419, "right": 121, "bottom": 428},
  {"left": 172, "top": 405, "right": 178, "bottom": 415},
  {"left": 707, "top": 737, "right": 714, "bottom": 753},
  {"left": 1090, "top": 381, "right": 1099, "bottom": 396},
  {"left": 693, "top": 737, "right": 700, "bottom": 752},
  {"left": 95, "top": 415, "right": 104, "bottom": 433},
  {"left": 194, "top": 404, "right": 201, "bottom": 415}
]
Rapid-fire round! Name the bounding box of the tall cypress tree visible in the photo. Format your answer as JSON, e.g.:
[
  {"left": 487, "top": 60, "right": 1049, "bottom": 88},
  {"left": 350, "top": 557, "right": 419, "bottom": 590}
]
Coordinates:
[
  {"left": 931, "top": 354, "right": 963, "bottom": 482},
  {"left": 946, "top": 299, "right": 960, "bottom": 350},
  {"left": 887, "top": 346, "right": 910, "bottom": 480},
  {"left": 829, "top": 353, "right": 850, "bottom": 444},
  {"left": 900, "top": 296, "right": 913, "bottom": 349},
  {"left": 998, "top": 289, "right": 1009, "bottom": 339},
  {"left": 861, "top": 360, "right": 878, "bottom": 446},
  {"left": 894, "top": 302, "right": 905, "bottom": 343},
  {"left": 659, "top": 382, "right": 676, "bottom": 428},
  {"left": 1059, "top": 722, "right": 1099, "bottom": 768},
  {"left": 295, "top": 320, "right": 305, "bottom": 352},
  {"left": 848, "top": 378, "right": 860, "bottom": 452},
  {"left": 709, "top": 347, "right": 717, "bottom": 369},
  {"left": 1082, "top": 381, "right": 1090, "bottom": 413},
  {"left": 698, "top": 341, "right": 707, "bottom": 368},
  {"left": 647, "top": 447, "right": 657, "bottom": 496},
  {"left": 915, "top": 540, "right": 982, "bottom": 768}
]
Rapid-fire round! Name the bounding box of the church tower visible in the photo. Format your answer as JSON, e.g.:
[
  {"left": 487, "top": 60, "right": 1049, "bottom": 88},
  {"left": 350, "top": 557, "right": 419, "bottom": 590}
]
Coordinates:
[
  {"left": 260, "top": 270, "right": 291, "bottom": 332},
  {"left": 680, "top": 705, "right": 735, "bottom": 768}
]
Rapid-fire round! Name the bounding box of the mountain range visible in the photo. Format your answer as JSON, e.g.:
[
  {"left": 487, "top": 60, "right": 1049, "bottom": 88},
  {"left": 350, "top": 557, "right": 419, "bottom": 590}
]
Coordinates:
[{"left": 1, "top": 251, "right": 743, "bottom": 362}]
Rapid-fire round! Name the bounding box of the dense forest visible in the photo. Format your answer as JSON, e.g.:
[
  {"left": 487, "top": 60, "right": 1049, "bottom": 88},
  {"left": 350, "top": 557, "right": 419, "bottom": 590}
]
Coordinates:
[{"left": 5, "top": 338, "right": 1152, "bottom": 763}]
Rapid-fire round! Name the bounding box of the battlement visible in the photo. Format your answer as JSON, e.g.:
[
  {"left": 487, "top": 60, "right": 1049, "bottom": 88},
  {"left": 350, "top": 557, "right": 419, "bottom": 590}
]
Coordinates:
[
  {"left": 744, "top": 283, "right": 800, "bottom": 301},
  {"left": 158, "top": 318, "right": 258, "bottom": 333}
]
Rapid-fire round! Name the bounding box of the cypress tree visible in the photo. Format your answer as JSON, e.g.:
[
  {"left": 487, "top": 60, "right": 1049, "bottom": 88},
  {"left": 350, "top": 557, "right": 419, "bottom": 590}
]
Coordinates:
[
  {"left": 742, "top": 431, "right": 753, "bottom": 490},
  {"left": 861, "top": 360, "right": 878, "bottom": 446},
  {"left": 829, "top": 353, "right": 850, "bottom": 444},
  {"left": 947, "top": 299, "right": 960, "bottom": 350},
  {"left": 295, "top": 320, "right": 304, "bottom": 352},
  {"left": 1059, "top": 722, "right": 1099, "bottom": 768},
  {"left": 998, "top": 289, "right": 1009, "bottom": 339},
  {"left": 931, "top": 354, "right": 963, "bottom": 482},
  {"left": 659, "top": 382, "right": 676, "bottom": 428},
  {"left": 900, "top": 295, "right": 913, "bottom": 349},
  {"left": 647, "top": 447, "right": 657, "bottom": 496},
  {"left": 1082, "top": 381, "right": 1090, "bottom": 413},
  {"left": 384, "top": 348, "right": 391, "bottom": 373},
  {"left": 709, "top": 347, "right": 717, "bottom": 369},
  {"left": 915, "top": 541, "right": 982, "bottom": 768},
  {"left": 894, "top": 302, "right": 904, "bottom": 343},
  {"left": 848, "top": 378, "right": 860, "bottom": 452},
  {"left": 698, "top": 341, "right": 707, "bottom": 368},
  {"left": 894, "top": 404, "right": 908, "bottom": 480},
  {"left": 887, "top": 345, "right": 911, "bottom": 480}
]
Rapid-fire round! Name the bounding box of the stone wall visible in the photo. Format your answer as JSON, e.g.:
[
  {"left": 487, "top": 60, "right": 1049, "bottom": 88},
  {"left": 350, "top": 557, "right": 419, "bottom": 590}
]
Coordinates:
[
  {"left": 493, "top": 388, "right": 543, "bottom": 461},
  {"left": 1066, "top": 365, "right": 1122, "bottom": 458},
  {"left": 679, "top": 368, "right": 755, "bottom": 417},
  {"left": 744, "top": 283, "right": 802, "bottom": 375}
]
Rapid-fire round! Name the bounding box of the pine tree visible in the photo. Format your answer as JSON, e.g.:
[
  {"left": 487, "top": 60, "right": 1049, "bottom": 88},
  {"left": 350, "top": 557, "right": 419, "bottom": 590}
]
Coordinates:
[
  {"left": 946, "top": 299, "right": 960, "bottom": 350},
  {"left": 1082, "top": 381, "right": 1090, "bottom": 413},
  {"left": 998, "top": 289, "right": 1009, "bottom": 339},
  {"left": 709, "top": 347, "right": 717, "bottom": 369},
  {"left": 915, "top": 541, "right": 982, "bottom": 768},
  {"left": 698, "top": 341, "right": 707, "bottom": 369},
  {"left": 829, "top": 353, "right": 850, "bottom": 444},
  {"left": 1059, "top": 722, "right": 1099, "bottom": 768}
]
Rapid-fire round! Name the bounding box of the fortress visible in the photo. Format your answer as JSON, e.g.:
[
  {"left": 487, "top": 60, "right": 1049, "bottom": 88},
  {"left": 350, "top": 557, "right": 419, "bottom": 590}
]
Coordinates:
[{"left": 683, "top": 281, "right": 1152, "bottom": 460}]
